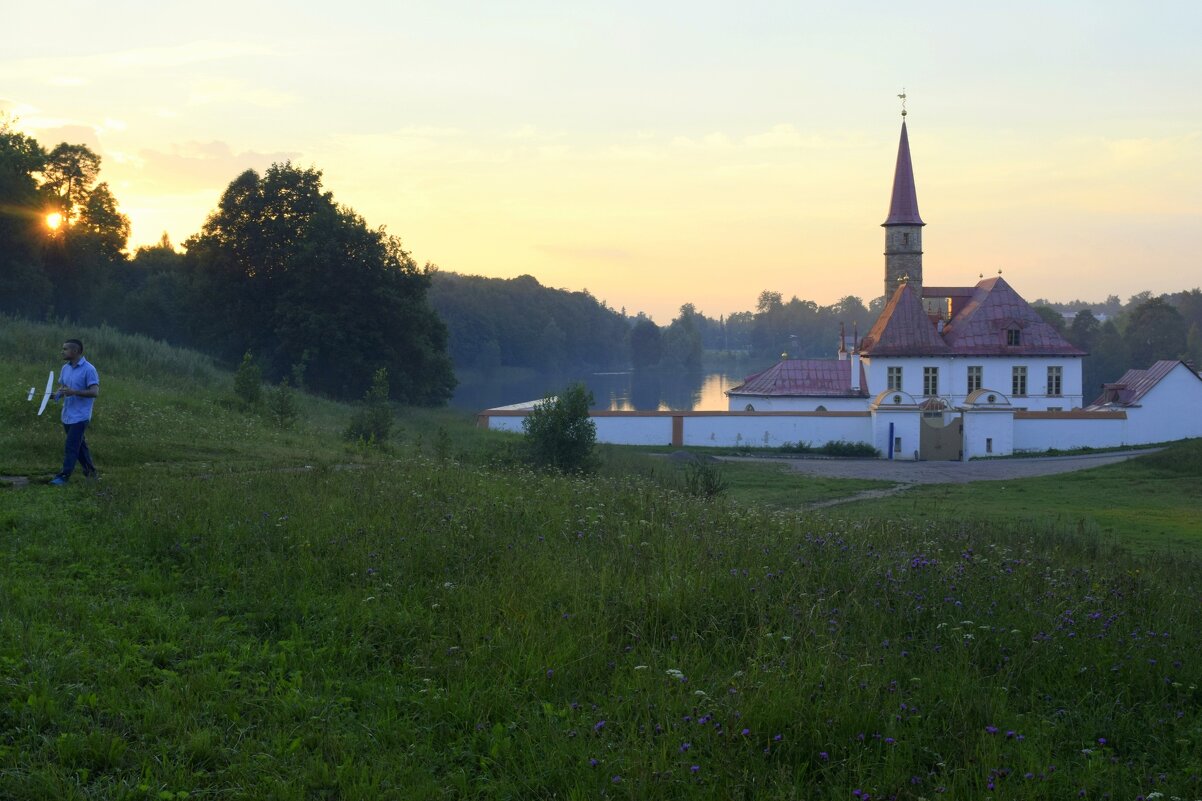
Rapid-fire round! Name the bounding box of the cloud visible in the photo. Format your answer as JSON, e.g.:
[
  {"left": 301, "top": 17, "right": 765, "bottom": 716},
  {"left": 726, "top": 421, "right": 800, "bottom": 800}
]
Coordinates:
[
  {"left": 185, "top": 78, "right": 298, "bottom": 109},
  {"left": 132, "top": 140, "right": 302, "bottom": 192},
  {"left": 536, "top": 244, "right": 634, "bottom": 262}
]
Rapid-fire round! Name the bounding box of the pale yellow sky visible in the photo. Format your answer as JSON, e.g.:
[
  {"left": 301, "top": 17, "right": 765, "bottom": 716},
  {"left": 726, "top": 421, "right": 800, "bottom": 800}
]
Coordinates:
[{"left": 4, "top": 1, "right": 1200, "bottom": 322}]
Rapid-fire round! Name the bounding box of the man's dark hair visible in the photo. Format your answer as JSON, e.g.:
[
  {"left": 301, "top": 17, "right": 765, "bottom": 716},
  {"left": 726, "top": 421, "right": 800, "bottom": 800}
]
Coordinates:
[{"left": 65, "top": 339, "right": 83, "bottom": 353}]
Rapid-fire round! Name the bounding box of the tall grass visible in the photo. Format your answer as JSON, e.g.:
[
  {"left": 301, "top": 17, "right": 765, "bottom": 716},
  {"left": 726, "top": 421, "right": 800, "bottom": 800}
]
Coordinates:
[{"left": 2, "top": 321, "right": 1201, "bottom": 798}]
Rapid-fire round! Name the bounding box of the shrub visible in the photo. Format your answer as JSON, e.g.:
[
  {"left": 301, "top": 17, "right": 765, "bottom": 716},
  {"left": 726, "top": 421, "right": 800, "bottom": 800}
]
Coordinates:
[
  {"left": 522, "top": 383, "right": 597, "bottom": 473},
  {"left": 681, "top": 459, "right": 727, "bottom": 499},
  {"left": 344, "top": 368, "right": 393, "bottom": 444},
  {"left": 819, "top": 440, "right": 880, "bottom": 457},
  {"left": 233, "top": 351, "right": 262, "bottom": 406},
  {"left": 267, "top": 379, "right": 299, "bottom": 430}
]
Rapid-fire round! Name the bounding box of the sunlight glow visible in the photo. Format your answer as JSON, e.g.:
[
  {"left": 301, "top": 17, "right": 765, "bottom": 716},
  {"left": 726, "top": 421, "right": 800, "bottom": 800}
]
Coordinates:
[{"left": 45, "top": 212, "right": 63, "bottom": 230}]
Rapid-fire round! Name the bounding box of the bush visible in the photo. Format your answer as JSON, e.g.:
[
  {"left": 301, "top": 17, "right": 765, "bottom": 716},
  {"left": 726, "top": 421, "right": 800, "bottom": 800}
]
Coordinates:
[
  {"left": 267, "top": 379, "right": 299, "bottom": 430},
  {"left": 681, "top": 459, "right": 727, "bottom": 499},
  {"left": 779, "top": 439, "right": 879, "bottom": 458},
  {"left": 522, "top": 383, "right": 597, "bottom": 473},
  {"left": 344, "top": 368, "right": 393, "bottom": 444},
  {"left": 233, "top": 351, "right": 262, "bottom": 406}
]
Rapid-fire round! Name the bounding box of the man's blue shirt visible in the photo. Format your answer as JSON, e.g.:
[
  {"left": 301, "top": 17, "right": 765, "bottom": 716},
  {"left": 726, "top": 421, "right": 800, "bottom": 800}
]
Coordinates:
[{"left": 59, "top": 357, "right": 100, "bottom": 424}]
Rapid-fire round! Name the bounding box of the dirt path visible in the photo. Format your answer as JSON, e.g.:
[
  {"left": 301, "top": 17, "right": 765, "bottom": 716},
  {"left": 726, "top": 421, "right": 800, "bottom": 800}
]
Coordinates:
[{"left": 719, "top": 448, "right": 1164, "bottom": 486}]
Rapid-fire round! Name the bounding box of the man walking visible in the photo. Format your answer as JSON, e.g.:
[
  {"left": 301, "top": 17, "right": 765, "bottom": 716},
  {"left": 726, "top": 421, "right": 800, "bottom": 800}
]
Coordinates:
[{"left": 49, "top": 339, "right": 99, "bottom": 486}]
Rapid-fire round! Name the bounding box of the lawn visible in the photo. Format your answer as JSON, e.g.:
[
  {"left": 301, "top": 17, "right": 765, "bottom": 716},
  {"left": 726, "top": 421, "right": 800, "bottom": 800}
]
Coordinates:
[{"left": 3, "top": 317, "right": 1201, "bottom": 800}]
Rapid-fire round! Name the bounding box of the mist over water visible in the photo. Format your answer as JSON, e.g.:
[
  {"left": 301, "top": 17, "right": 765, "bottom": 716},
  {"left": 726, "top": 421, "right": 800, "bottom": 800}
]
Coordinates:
[{"left": 449, "top": 369, "right": 749, "bottom": 412}]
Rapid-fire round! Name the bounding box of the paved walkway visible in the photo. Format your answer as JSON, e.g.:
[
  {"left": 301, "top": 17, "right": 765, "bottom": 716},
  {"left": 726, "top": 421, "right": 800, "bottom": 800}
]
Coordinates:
[{"left": 720, "top": 448, "right": 1163, "bottom": 485}]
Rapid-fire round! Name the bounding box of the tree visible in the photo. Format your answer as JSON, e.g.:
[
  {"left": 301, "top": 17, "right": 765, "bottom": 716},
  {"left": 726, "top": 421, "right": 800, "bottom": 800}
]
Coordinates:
[
  {"left": 1067, "top": 309, "right": 1100, "bottom": 352},
  {"left": 1123, "top": 297, "right": 1186, "bottom": 368},
  {"left": 0, "top": 118, "right": 52, "bottom": 316},
  {"left": 185, "top": 163, "right": 456, "bottom": 404},
  {"left": 76, "top": 182, "right": 130, "bottom": 258},
  {"left": 345, "top": 367, "right": 394, "bottom": 443},
  {"left": 660, "top": 305, "right": 702, "bottom": 369},
  {"left": 1032, "top": 304, "right": 1066, "bottom": 333},
  {"left": 41, "top": 143, "right": 101, "bottom": 221},
  {"left": 629, "top": 318, "right": 662, "bottom": 368},
  {"left": 522, "top": 383, "right": 597, "bottom": 473}
]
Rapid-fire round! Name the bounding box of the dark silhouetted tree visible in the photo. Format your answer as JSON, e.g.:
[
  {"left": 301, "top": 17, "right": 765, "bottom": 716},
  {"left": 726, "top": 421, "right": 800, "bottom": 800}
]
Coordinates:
[{"left": 184, "top": 163, "right": 455, "bottom": 404}]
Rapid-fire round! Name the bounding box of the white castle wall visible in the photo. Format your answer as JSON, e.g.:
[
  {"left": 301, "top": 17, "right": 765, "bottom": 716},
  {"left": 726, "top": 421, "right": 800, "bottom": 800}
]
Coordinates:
[
  {"left": 682, "top": 413, "right": 871, "bottom": 448},
  {"left": 1012, "top": 412, "right": 1127, "bottom": 452},
  {"left": 962, "top": 411, "right": 1015, "bottom": 459}
]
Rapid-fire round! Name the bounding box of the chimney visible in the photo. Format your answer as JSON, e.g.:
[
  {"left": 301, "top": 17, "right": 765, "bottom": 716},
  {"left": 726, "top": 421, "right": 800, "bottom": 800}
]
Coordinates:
[
  {"left": 850, "top": 322, "right": 861, "bottom": 392},
  {"left": 838, "top": 322, "right": 848, "bottom": 361}
]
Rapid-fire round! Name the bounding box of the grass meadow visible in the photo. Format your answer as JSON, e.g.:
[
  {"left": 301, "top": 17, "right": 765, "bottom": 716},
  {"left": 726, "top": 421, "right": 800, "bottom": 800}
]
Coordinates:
[{"left": 2, "top": 316, "right": 1201, "bottom": 800}]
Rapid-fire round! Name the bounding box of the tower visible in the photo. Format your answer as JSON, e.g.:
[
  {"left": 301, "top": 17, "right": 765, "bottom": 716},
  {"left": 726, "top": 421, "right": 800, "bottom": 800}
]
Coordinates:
[{"left": 882, "top": 111, "right": 924, "bottom": 301}]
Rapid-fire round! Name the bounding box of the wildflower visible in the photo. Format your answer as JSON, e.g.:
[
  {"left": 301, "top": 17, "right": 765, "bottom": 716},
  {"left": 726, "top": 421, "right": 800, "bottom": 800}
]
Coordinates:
[
  {"left": 594, "top": 720, "right": 605, "bottom": 732},
  {"left": 985, "top": 725, "right": 999, "bottom": 734},
  {"left": 819, "top": 751, "right": 829, "bottom": 761},
  {"left": 680, "top": 742, "right": 691, "bottom": 752},
  {"left": 611, "top": 775, "right": 621, "bottom": 783},
  {"left": 690, "top": 765, "right": 700, "bottom": 774},
  {"left": 741, "top": 728, "right": 751, "bottom": 736},
  {"left": 588, "top": 758, "right": 599, "bottom": 767}
]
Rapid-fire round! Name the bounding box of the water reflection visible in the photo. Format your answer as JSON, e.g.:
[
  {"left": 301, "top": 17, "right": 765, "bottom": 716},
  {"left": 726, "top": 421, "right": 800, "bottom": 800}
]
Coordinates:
[{"left": 451, "top": 368, "right": 751, "bottom": 412}]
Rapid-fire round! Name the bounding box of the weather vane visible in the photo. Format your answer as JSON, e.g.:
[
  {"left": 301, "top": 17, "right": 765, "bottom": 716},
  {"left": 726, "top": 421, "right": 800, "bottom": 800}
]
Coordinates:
[{"left": 898, "top": 88, "right": 907, "bottom": 118}]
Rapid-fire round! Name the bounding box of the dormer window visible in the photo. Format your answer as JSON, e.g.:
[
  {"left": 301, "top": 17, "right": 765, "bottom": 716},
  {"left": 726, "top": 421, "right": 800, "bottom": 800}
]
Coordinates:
[{"left": 1006, "top": 329, "right": 1021, "bottom": 346}]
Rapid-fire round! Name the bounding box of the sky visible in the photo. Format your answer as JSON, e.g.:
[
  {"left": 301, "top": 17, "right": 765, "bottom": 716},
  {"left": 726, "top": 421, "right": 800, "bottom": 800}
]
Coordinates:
[{"left": 4, "top": 1, "right": 1200, "bottom": 323}]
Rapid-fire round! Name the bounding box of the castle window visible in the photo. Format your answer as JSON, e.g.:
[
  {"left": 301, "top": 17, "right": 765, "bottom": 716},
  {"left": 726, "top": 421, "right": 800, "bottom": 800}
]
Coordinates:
[
  {"left": 1012, "top": 366, "right": 1028, "bottom": 396},
  {"left": 744, "top": 404, "right": 755, "bottom": 412},
  {"left": 1006, "top": 329, "right": 1022, "bottom": 346},
  {"left": 887, "top": 366, "right": 902, "bottom": 391},
  {"left": 902, "top": 232, "right": 910, "bottom": 245},
  {"left": 986, "top": 438, "right": 993, "bottom": 454},
  {"left": 967, "top": 365, "right": 983, "bottom": 393},
  {"left": 1047, "top": 366, "right": 1062, "bottom": 396},
  {"left": 923, "top": 366, "right": 939, "bottom": 396}
]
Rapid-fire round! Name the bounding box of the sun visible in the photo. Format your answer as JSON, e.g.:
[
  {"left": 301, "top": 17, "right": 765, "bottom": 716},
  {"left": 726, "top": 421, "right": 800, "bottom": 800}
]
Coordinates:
[{"left": 46, "top": 212, "right": 63, "bottom": 230}]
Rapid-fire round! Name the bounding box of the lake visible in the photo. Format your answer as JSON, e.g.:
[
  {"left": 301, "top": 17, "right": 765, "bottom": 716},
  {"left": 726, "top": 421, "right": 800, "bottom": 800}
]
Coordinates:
[{"left": 449, "top": 366, "right": 766, "bottom": 413}]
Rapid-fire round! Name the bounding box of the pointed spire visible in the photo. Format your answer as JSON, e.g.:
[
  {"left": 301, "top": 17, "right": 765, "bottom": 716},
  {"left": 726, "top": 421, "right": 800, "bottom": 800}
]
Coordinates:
[{"left": 883, "top": 121, "right": 924, "bottom": 226}]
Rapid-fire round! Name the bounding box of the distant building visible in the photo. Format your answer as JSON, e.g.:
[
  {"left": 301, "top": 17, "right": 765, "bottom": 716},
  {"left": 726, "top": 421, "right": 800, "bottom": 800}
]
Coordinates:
[
  {"left": 483, "top": 114, "right": 1202, "bottom": 458},
  {"left": 729, "top": 119, "right": 1087, "bottom": 416}
]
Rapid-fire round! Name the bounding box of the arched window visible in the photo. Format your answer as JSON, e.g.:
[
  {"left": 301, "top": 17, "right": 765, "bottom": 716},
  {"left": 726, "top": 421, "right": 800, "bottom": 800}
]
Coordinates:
[
  {"left": 744, "top": 404, "right": 755, "bottom": 412},
  {"left": 815, "top": 405, "right": 828, "bottom": 412}
]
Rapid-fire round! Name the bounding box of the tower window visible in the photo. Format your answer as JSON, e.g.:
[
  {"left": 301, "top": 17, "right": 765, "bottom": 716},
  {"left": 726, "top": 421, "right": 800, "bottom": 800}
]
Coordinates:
[
  {"left": 1006, "top": 329, "right": 1022, "bottom": 346},
  {"left": 902, "top": 232, "right": 910, "bottom": 245}
]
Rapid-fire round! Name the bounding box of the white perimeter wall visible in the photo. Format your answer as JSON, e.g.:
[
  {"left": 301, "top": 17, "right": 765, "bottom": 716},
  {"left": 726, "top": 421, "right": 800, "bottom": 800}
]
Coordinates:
[
  {"left": 1012, "top": 415, "right": 1126, "bottom": 452},
  {"left": 962, "top": 411, "right": 1015, "bottom": 459},
  {"left": 683, "top": 414, "right": 871, "bottom": 448},
  {"left": 726, "top": 396, "right": 868, "bottom": 413},
  {"left": 594, "top": 416, "right": 674, "bottom": 446}
]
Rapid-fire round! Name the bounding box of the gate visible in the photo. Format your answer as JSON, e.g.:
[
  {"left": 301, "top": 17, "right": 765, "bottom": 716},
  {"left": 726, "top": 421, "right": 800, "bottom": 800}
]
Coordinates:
[{"left": 920, "top": 413, "right": 963, "bottom": 461}]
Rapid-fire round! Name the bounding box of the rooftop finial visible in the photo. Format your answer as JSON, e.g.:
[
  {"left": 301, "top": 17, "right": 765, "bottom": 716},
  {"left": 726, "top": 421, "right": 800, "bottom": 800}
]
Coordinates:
[{"left": 898, "top": 88, "right": 907, "bottom": 118}]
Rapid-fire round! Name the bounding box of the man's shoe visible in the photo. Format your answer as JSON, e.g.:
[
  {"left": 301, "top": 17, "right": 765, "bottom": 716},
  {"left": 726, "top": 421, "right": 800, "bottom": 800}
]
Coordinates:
[{"left": 49, "top": 476, "right": 68, "bottom": 486}]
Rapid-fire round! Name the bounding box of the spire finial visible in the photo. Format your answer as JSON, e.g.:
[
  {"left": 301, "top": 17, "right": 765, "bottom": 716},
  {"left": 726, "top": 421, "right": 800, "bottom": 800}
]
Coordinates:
[{"left": 898, "top": 88, "right": 907, "bottom": 118}]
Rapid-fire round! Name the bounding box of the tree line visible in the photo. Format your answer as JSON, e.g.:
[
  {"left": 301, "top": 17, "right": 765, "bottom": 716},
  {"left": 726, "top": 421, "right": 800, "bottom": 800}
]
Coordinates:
[{"left": 0, "top": 119, "right": 454, "bottom": 404}]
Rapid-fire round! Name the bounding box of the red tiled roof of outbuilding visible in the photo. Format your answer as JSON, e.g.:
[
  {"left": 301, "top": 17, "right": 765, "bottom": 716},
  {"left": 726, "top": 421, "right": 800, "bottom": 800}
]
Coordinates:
[
  {"left": 1088, "top": 360, "right": 1195, "bottom": 407},
  {"left": 728, "top": 359, "right": 868, "bottom": 397}
]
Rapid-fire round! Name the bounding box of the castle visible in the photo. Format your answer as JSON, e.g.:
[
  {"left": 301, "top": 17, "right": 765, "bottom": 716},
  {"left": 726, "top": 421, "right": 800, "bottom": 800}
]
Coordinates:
[{"left": 483, "top": 115, "right": 1202, "bottom": 459}]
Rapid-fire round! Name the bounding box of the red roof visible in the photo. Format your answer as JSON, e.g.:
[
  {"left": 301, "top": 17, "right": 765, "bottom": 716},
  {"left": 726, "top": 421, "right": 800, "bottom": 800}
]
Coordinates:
[
  {"left": 1088, "top": 360, "right": 1195, "bottom": 407},
  {"left": 883, "top": 121, "right": 924, "bottom": 226},
  {"left": 860, "top": 283, "right": 951, "bottom": 356},
  {"left": 940, "top": 277, "right": 1085, "bottom": 356},
  {"left": 861, "top": 277, "right": 1086, "bottom": 357},
  {"left": 729, "top": 358, "right": 868, "bottom": 397}
]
